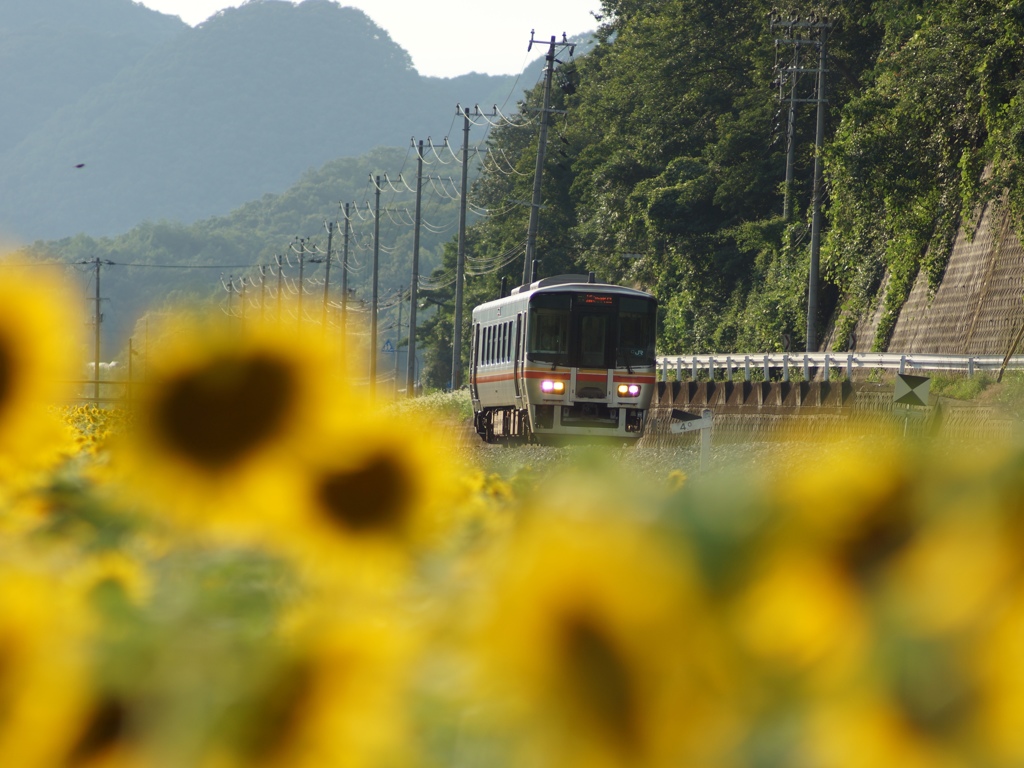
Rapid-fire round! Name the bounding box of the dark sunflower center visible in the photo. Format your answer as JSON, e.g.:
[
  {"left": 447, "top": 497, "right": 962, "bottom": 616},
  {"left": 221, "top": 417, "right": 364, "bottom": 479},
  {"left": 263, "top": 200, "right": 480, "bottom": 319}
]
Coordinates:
[
  {"left": 839, "top": 503, "right": 915, "bottom": 581},
  {"left": 66, "top": 698, "right": 126, "bottom": 766},
  {"left": 240, "top": 661, "right": 315, "bottom": 761},
  {"left": 559, "top": 611, "right": 639, "bottom": 750},
  {"left": 0, "top": 636, "right": 13, "bottom": 719},
  {"left": 315, "top": 453, "right": 411, "bottom": 534},
  {"left": 0, "top": 333, "right": 13, "bottom": 418},
  {"left": 153, "top": 352, "right": 297, "bottom": 470}
]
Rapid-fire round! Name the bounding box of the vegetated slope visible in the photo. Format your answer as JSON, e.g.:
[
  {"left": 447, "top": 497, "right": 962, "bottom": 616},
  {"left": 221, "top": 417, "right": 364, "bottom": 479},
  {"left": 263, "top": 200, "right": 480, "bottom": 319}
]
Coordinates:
[
  {"left": 0, "top": 0, "right": 520, "bottom": 241},
  {"left": 833, "top": 196, "right": 1024, "bottom": 358}
]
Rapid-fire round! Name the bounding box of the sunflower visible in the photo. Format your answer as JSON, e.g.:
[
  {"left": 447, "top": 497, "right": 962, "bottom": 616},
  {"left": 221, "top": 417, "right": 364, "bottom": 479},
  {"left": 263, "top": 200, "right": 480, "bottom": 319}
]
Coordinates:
[
  {"left": 251, "top": 408, "right": 470, "bottom": 590},
  {"left": 0, "top": 565, "right": 94, "bottom": 768},
  {"left": 71, "top": 550, "right": 153, "bottom": 607},
  {"left": 206, "top": 611, "right": 418, "bottom": 768},
  {"left": 728, "top": 546, "right": 871, "bottom": 689},
  {"left": 111, "top": 315, "right": 342, "bottom": 538},
  {"left": 463, "top": 510, "right": 738, "bottom": 768},
  {"left": 0, "top": 263, "right": 84, "bottom": 472}
]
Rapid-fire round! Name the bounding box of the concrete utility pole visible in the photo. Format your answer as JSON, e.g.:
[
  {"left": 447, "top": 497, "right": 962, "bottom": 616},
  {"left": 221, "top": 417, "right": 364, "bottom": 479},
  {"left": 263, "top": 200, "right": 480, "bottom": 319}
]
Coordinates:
[
  {"left": 321, "top": 219, "right": 334, "bottom": 331},
  {"left": 452, "top": 107, "right": 471, "bottom": 389},
  {"left": 341, "top": 203, "right": 350, "bottom": 347},
  {"left": 771, "top": 15, "right": 831, "bottom": 351},
  {"left": 406, "top": 141, "right": 424, "bottom": 397},
  {"left": 394, "top": 290, "right": 404, "bottom": 394},
  {"left": 293, "top": 237, "right": 307, "bottom": 331},
  {"left": 780, "top": 42, "right": 800, "bottom": 221},
  {"left": 92, "top": 257, "right": 108, "bottom": 401},
  {"left": 807, "top": 21, "right": 829, "bottom": 352},
  {"left": 259, "top": 265, "right": 267, "bottom": 321},
  {"left": 524, "top": 32, "right": 576, "bottom": 286},
  {"left": 276, "top": 254, "right": 283, "bottom": 322},
  {"left": 371, "top": 176, "right": 381, "bottom": 400}
]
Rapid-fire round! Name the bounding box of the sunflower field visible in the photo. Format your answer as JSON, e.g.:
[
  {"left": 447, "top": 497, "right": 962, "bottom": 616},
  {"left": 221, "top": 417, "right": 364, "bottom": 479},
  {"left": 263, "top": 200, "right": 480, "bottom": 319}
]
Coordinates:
[{"left": 3, "top": 264, "right": 1024, "bottom": 768}]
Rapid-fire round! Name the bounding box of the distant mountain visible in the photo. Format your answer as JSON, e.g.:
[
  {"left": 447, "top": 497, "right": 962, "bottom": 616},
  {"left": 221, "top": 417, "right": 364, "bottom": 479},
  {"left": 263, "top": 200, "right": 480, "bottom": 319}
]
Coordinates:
[
  {"left": 0, "top": 0, "right": 186, "bottom": 157},
  {"left": 0, "top": 0, "right": 527, "bottom": 241}
]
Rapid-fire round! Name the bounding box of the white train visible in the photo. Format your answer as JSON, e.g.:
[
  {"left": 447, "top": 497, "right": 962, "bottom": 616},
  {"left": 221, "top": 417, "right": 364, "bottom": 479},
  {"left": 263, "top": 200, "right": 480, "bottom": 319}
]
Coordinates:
[{"left": 469, "top": 274, "right": 658, "bottom": 444}]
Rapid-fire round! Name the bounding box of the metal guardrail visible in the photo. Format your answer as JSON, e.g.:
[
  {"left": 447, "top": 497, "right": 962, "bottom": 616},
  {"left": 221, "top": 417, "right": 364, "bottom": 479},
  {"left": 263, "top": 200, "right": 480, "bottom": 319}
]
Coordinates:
[{"left": 656, "top": 352, "right": 1024, "bottom": 382}]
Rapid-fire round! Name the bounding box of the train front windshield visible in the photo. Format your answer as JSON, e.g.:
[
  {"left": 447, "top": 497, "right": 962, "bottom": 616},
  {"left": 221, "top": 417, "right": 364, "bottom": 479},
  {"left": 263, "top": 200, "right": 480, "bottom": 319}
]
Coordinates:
[{"left": 527, "top": 292, "right": 657, "bottom": 368}]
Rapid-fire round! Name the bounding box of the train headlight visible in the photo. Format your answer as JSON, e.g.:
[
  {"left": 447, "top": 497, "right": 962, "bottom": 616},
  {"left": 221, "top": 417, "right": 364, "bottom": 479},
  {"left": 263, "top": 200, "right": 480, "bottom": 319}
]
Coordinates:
[
  {"left": 617, "top": 383, "right": 641, "bottom": 397},
  {"left": 541, "top": 380, "right": 565, "bottom": 394}
]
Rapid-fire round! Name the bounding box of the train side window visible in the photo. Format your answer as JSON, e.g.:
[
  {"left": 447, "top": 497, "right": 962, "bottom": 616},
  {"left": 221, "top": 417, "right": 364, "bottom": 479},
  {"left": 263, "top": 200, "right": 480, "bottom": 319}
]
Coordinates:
[{"left": 483, "top": 327, "right": 490, "bottom": 365}]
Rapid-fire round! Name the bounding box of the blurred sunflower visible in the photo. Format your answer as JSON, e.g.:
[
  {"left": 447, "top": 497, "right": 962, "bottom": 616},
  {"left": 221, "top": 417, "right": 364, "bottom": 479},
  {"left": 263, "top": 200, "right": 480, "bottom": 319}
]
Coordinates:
[
  {"left": 729, "top": 547, "right": 871, "bottom": 689},
  {"left": 71, "top": 550, "right": 153, "bottom": 607},
  {"left": 799, "top": 685, "right": 971, "bottom": 768},
  {"left": 770, "top": 436, "right": 918, "bottom": 573},
  {"left": 207, "top": 612, "right": 418, "bottom": 768},
  {"left": 255, "top": 410, "right": 469, "bottom": 589},
  {"left": 0, "top": 565, "right": 94, "bottom": 768},
  {"left": 61, "top": 693, "right": 152, "bottom": 768},
  {"left": 0, "top": 263, "right": 84, "bottom": 472},
  {"left": 464, "top": 510, "right": 738, "bottom": 768},
  {"left": 111, "top": 316, "right": 341, "bottom": 537},
  {"left": 968, "top": 579, "right": 1024, "bottom": 765}
]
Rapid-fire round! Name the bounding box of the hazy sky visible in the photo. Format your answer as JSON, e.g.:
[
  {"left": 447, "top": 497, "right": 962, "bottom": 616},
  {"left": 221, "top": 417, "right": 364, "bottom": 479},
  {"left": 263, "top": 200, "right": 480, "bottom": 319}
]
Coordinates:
[{"left": 135, "top": 0, "right": 601, "bottom": 78}]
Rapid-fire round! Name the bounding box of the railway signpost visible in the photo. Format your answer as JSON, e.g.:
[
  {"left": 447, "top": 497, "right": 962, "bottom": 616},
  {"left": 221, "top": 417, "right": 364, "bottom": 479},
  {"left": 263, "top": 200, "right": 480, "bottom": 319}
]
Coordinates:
[
  {"left": 894, "top": 374, "right": 931, "bottom": 436},
  {"left": 671, "top": 408, "right": 713, "bottom": 472},
  {"left": 894, "top": 374, "right": 930, "bottom": 407}
]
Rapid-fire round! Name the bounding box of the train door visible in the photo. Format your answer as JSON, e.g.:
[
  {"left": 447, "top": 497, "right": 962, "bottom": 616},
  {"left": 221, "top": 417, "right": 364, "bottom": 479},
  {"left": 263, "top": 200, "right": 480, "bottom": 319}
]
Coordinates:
[
  {"left": 470, "top": 322, "right": 480, "bottom": 406},
  {"left": 513, "top": 313, "right": 523, "bottom": 402},
  {"left": 572, "top": 297, "right": 615, "bottom": 369}
]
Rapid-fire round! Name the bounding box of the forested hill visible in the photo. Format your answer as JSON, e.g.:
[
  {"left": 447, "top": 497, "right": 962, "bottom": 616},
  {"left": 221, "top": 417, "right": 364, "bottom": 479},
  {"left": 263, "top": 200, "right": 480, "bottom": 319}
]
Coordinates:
[{"left": 0, "top": 0, "right": 521, "bottom": 240}]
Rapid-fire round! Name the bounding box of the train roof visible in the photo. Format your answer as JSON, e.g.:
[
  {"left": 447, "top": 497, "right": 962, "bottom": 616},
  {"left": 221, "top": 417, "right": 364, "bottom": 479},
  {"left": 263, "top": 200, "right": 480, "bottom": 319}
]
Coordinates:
[
  {"left": 473, "top": 274, "right": 654, "bottom": 315},
  {"left": 509, "top": 274, "right": 654, "bottom": 297}
]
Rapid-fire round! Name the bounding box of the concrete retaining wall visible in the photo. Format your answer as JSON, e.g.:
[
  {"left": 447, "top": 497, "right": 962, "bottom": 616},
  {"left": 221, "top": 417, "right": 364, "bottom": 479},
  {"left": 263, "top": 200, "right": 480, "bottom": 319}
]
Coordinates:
[{"left": 641, "top": 381, "right": 1017, "bottom": 445}]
